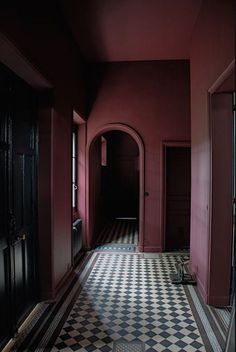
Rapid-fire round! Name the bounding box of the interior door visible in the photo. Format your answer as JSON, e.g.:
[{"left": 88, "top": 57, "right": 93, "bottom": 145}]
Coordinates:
[
  {"left": 0, "top": 63, "right": 37, "bottom": 347},
  {"left": 165, "top": 146, "right": 191, "bottom": 251},
  {"left": 11, "top": 102, "right": 37, "bottom": 327}
]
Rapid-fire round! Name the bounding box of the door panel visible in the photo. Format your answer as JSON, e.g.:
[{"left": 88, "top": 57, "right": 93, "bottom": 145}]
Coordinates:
[
  {"left": 13, "top": 241, "right": 25, "bottom": 321},
  {"left": 12, "top": 109, "right": 37, "bottom": 326},
  {"left": 165, "top": 147, "right": 191, "bottom": 251},
  {"left": 24, "top": 156, "right": 34, "bottom": 224},
  {"left": 13, "top": 155, "right": 24, "bottom": 228}
]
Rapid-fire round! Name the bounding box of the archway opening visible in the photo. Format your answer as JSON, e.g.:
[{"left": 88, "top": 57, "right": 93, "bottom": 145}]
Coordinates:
[{"left": 88, "top": 128, "right": 143, "bottom": 250}]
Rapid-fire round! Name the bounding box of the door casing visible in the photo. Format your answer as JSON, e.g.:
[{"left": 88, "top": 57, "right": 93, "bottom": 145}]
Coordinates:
[{"left": 161, "top": 141, "right": 191, "bottom": 252}]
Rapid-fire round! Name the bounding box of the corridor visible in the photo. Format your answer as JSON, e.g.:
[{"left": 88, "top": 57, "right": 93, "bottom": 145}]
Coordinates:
[
  {"left": 6, "top": 251, "right": 230, "bottom": 352},
  {"left": 0, "top": 1, "right": 234, "bottom": 351}
]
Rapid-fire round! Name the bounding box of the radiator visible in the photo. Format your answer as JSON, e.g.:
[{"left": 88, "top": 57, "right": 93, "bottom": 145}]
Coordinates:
[{"left": 73, "top": 218, "right": 82, "bottom": 260}]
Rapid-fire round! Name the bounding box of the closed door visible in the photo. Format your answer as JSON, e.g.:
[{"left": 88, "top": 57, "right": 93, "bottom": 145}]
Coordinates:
[
  {"left": 11, "top": 107, "right": 37, "bottom": 327},
  {"left": 165, "top": 146, "right": 191, "bottom": 251},
  {"left": 0, "top": 64, "right": 37, "bottom": 348}
]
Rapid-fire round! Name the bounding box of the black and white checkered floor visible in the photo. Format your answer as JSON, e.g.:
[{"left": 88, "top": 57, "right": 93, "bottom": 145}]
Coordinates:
[
  {"left": 53, "top": 253, "right": 205, "bottom": 352},
  {"left": 6, "top": 252, "right": 231, "bottom": 352},
  {"left": 96, "top": 219, "right": 138, "bottom": 246}
]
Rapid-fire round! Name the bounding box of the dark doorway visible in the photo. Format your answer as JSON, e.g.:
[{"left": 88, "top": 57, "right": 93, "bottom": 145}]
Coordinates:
[
  {"left": 89, "top": 130, "right": 140, "bottom": 246},
  {"left": 165, "top": 146, "right": 191, "bottom": 251},
  {"left": 0, "top": 63, "right": 37, "bottom": 348},
  {"left": 103, "top": 131, "right": 139, "bottom": 219}
]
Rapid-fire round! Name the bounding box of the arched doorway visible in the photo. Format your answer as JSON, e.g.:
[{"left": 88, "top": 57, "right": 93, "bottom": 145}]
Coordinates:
[{"left": 86, "top": 124, "right": 145, "bottom": 251}]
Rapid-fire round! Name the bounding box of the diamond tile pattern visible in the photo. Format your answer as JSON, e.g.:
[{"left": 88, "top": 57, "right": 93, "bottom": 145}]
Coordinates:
[
  {"left": 96, "top": 219, "right": 138, "bottom": 245},
  {"left": 53, "top": 254, "right": 206, "bottom": 352}
]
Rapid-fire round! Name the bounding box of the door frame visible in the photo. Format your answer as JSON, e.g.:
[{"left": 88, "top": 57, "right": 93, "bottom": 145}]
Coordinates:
[
  {"left": 161, "top": 141, "right": 191, "bottom": 252},
  {"left": 207, "top": 60, "right": 235, "bottom": 305},
  {"left": 86, "top": 123, "right": 145, "bottom": 252}
]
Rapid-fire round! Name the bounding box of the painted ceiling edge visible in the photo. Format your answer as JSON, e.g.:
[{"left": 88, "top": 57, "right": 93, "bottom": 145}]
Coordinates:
[{"left": 0, "top": 32, "right": 52, "bottom": 89}]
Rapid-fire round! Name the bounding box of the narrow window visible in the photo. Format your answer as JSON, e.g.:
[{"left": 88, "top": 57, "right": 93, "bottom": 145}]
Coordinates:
[
  {"left": 101, "top": 136, "right": 107, "bottom": 166},
  {"left": 72, "top": 126, "right": 78, "bottom": 210}
]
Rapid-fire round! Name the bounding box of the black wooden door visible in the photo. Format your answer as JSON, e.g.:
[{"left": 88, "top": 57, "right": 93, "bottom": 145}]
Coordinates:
[{"left": 0, "top": 64, "right": 37, "bottom": 348}]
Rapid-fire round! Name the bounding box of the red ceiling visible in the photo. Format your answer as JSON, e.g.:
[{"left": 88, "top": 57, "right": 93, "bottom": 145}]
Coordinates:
[{"left": 61, "top": 0, "right": 202, "bottom": 62}]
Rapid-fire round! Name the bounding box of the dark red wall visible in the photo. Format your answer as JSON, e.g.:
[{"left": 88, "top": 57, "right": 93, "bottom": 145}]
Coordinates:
[
  {"left": 38, "top": 108, "right": 53, "bottom": 298},
  {"left": 87, "top": 61, "right": 191, "bottom": 251}
]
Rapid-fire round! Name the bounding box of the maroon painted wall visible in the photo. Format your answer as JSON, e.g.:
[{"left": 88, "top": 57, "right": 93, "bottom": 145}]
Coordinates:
[
  {"left": 61, "top": 0, "right": 202, "bottom": 62},
  {"left": 87, "top": 61, "right": 191, "bottom": 251},
  {"left": 190, "top": 0, "right": 234, "bottom": 304},
  {"left": 38, "top": 108, "right": 53, "bottom": 298},
  {"left": 52, "top": 103, "right": 73, "bottom": 290},
  {"left": 0, "top": 3, "right": 85, "bottom": 298}
]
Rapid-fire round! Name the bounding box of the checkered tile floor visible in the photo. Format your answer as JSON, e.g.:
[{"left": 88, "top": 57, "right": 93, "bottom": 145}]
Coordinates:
[
  {"left": 53, "top": 253, "right": 205, "bottom": 352},
  {"left": 96, "top": 219, "right": 138, "bottom": 245}
]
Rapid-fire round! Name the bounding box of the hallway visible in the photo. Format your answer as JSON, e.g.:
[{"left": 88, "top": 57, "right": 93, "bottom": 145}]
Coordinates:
[
  {"left": 0, "top": 1, "right": 234, "bottom": 351},
  {"left": 6, "top": 251, "right": 230, "bottom": 352}
]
